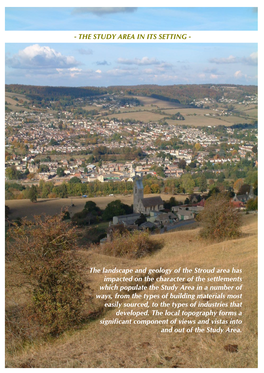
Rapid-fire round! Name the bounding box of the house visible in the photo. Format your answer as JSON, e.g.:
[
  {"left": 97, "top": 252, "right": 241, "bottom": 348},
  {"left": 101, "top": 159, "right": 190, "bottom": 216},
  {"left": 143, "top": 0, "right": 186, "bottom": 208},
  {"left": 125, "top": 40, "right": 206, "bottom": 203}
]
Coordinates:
[
  {"left": 230, "top": 200, "right": 245, "bottom": 210},
  {"left": 176, "top": 209, "right": 194, "bottom": 221},
  {"left": 139, "top": 221, "right": 156, "bottom": 230},
  {"left": 154, "top": 212, "right": 178, "bottom": 226},
  {"left": 112, "top": 213, "right": 140, "bottom": 226},
  {"left": 232, "top": 186, "right": 255, "bottom": 204},
  {"left": 172, "top": 206, "right": 195, "bottom": 221}
]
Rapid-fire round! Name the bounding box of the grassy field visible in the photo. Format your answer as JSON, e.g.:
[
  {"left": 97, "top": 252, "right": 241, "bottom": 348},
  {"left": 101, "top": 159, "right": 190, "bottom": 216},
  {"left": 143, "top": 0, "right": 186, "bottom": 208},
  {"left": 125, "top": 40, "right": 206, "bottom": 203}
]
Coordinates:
[
  {"left": 5, "top": 92, "right": 29, "bottom": 104},
  {"left": 82, "top": 105, "right": 101, "bottom": 111},
  {"left": 5, "top": 92, "right": 31, "bottom": 112},
  {"left": 6, "top": 193, "right": 187, "bottom": 220},
  {"left": 5, "top": 90, "right": 257, "bottom": 127},
  {"left": 220, "top": 116, "right": 253, "bottom": 125},
  {"left": 102, "top": 111, "right": 165, "bottom": 123},
  {"left": 5, "top": 214, "right": 257, "bottom": 368},
  {"left": 100, "top": 101, "right": 256, "bottom": 127},
  {"left": 136, "top": 96, "right": 183, "bottom": 109}
]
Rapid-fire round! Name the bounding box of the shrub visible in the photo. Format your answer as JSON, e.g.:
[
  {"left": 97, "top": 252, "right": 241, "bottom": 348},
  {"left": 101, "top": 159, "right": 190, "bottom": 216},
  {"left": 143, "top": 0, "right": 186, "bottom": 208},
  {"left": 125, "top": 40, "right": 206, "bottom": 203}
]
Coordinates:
[
  {"left": 198, "top": 193, "right": 241, "bottom": 241},
  {"left": 6, "top": 212, "right": 85, "bottom": 336},
  {"left": 102, "top": 200, "right": 132, "bottom": 221},
  {"left": 246, "top": 197, "right": 258, "bottom": 211},
  {"left": 5, "top": 205, "right": 10, "bottom": 218},
  {"left": 99, "top": 230, "right": 162, "bottom": 259},
  {"left": 28, "top": 185, "right": 38, "bottom": 202},
  {"left": 72, "top": 210, "right": 97, "bottom": 226}
]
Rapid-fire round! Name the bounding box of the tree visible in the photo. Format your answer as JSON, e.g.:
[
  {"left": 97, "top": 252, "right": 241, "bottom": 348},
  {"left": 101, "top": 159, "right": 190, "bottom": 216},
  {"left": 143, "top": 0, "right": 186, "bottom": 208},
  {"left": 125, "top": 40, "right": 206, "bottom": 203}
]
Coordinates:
[
  {"left": 27, "top": 172, "right": 35, "bottom": 180},
  {"left": 198, "top": 193, "right": 241, "bottom": 240},
  {"left": 198, "top": 174, "right": 207, "bottom": 192},
  {"left": 252, "top": 145, "right": 257, "bottom": 154},
  {"left": 217, "top": 172, "right": 225, "bottom": 183},
  {"left": 28, "top": 185, "right": 38, "bottom": 203},
  {"left": 144, "top": 185, "right": 152, "bottom": 194},
  {"left": 135, "top": 213, "right": 147, "bottom": 226},
  {"left": 69, "top": 176, "right": 82, "bottom": 184},
  {"left": 38, "top": 164, "right": 49, "bottom": 173},
  {"left": 180, "top": 174, "right": 195, "bottom": 194},
  {"left": 150, "top": 183, "right": 161, "bottom": 194},
  {"left": 102, "top": 200, "right": 132, "bottom": 221},
  {"left": 188, "top": 162, "right": 196, "bottom": 169},
  {"left": 72, "top": 210, "right": 96, "bottom": 226},
  {"left": 207, "top": 186, "right": 220, "bottom": 198},
  {"left": 49, "top": 138, "right": 59, "bottom": 146},
  {"left": 238, "top": 184, "right": 250, "bottom": 195},
  {"left": 5, "top": 205, "right": 10, "bottom": 218},
  {"left": 178, "top": 159, "right": 186, "bottom": 169},
  {"left": 56, "top": 182, "right": 68, "bottom": 198},
  {"left": 57, "top": 167, "right": 65, "bottom": 177},
  {"left": 245, "top": 171, "right": 258, "bottom": 185},
  {"left": 169, "top": 196, "right": 178, "bottom": 207},
  {"left": 6, "top": 213, "right": 85, "bottom": 336},
  {"left": 5, "top": 166, "right": 21, "bottom": 180},
  {"left": 246, "top": 197, "right": 258, "bottom": 211},
  {"left": 233, "top": 178, "right": 244, "bottom": 193},
  {"left": 194, "top": 143, "right": 201, "bottom": 151},
  {"left": 84, "top": 201, "right": 101, "bottom": 216}
]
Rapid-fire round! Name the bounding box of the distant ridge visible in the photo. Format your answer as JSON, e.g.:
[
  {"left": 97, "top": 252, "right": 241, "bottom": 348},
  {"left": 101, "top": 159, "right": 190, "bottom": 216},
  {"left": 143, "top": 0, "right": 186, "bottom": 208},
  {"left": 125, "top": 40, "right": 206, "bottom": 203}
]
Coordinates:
[{"left": 6, "top": 83, "right": 257, "bottom": 106}]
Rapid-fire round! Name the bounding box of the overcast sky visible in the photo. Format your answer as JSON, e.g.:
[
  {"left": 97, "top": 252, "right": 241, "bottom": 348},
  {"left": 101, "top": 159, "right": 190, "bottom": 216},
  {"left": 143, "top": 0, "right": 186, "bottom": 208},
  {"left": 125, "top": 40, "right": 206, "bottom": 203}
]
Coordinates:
[{"left": 5, "top": 7, "right": 258, "bottom": 87}]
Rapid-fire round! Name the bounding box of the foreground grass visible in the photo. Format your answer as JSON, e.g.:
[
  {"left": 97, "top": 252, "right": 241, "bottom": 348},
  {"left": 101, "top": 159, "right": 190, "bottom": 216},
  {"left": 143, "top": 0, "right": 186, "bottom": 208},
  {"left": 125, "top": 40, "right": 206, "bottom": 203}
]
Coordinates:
[{"left": 5, "top": 214, "right": 257, "bottom": 368}]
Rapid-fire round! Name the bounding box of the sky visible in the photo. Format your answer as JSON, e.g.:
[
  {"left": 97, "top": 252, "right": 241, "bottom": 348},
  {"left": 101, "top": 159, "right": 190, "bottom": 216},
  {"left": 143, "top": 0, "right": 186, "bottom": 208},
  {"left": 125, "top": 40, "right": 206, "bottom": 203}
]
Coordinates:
[
  {"left": 5, "top": 7, "right": 258, "bottom": 87},
  {"left": 5, "top": 7, "right": 258, "bottom": 31}
]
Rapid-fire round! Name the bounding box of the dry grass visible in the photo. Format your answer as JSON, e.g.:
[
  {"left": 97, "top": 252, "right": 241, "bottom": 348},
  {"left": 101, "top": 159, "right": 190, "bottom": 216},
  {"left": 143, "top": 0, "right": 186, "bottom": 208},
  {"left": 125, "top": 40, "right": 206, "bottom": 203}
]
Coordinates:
[
  {"left": 101, "top": 101, "right": 257, "bottom": 127},
  {"left": 136, "top": 96, "right": 182, "bottom": 109},
  {"left": 5, "top": 214, "right": 257, "bottom": 368},
  {"left": 104, "top": 111, "right": 165, "bottom": 122},
  {"left": 220, "top": 116, "right": 254, "bottom": 125},
  {"left": 6, "top": 193, "right": 186, "bottom": 220}
]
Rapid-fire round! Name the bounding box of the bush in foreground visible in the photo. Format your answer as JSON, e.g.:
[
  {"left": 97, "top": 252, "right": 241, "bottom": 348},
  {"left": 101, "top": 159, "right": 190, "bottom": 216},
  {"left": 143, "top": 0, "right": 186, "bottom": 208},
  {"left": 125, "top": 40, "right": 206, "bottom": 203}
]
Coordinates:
[
  {"left": 6, "top": 212, "right": 85, "bottom": 336},
  {"left": 198, "top": 193, "right": 241, "bottom": 241},
  {"left": 246, "top": 197, "right": 258, "bottom": 211},
  {"left": 98, "top": 230, "right": 162, "bottom": 259}
]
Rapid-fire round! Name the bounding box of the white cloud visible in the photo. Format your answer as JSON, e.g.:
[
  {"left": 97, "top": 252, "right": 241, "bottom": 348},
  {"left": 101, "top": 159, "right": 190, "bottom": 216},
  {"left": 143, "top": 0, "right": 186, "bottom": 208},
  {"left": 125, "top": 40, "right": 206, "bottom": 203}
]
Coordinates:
[
  {"left": 234, "top": 70, "right": 243, "bottom": 78},
  {"left": 247, "top": 52, "right": 258, "bottom": 64},
  {"left": 76, "top": 48, "right": 93, "bottom": 55},
  {"left": 6, "top": 44, "right": 80, "bottom": 69},
  {"left": 209, "top": 52, "right": 258, "bottom": 66},
  {"left": 106, "top": 68, "right": 138, "bottom": 76},
  {"left": 71, "top": 7, "right": 137, "bottom": 16},
  {"left": 209, "top": 55, "right": 237, "bottom": 64},
  {"left": 117, "top": 57, "right": 162, "bottom": 66},
  {"left": 210, "top": 74, "right": 219, "bottom": 80}
]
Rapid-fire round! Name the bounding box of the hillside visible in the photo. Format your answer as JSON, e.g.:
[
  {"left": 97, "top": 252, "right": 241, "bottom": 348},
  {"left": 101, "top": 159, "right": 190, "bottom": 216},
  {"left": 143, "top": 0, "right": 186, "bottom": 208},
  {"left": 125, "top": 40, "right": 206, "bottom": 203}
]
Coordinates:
[
  {"left": 107, "top": 84, "right": 257, "bottom": 105},
  {"left": 5, "top": 214, "right": 257, "bottom": 368},
  {"left": 6, "top": 83, "right": 257, "bottom": 106}
]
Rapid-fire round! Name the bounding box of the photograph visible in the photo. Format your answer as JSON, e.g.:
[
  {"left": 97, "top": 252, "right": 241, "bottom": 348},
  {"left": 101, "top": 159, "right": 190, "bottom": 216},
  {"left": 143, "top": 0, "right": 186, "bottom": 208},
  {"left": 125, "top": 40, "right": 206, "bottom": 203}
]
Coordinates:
[{"left": 4, "top": 5, "right": 258, "bottom": 368}]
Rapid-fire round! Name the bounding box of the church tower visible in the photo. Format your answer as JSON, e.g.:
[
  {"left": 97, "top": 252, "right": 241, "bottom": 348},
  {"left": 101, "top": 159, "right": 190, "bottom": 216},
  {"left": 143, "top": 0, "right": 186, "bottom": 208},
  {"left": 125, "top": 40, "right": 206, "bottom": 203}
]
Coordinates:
[{"left": 133, "top": 175, "right": 144, "bottom": 213}]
